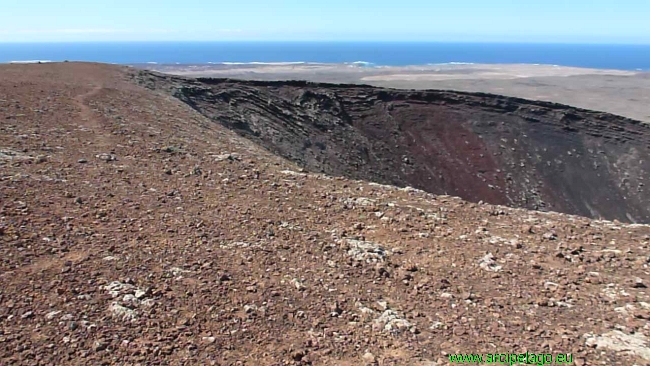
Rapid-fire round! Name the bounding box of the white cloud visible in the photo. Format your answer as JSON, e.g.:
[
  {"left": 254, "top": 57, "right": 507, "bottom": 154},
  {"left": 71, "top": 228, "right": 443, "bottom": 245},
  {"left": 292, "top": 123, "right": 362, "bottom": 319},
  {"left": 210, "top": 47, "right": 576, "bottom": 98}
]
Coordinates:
[
  {"left": 0, "top": 28, "right": 127, "bottom": 35},
  {"left": 0, "top": 28, "right": 244, "bottom": 35}
]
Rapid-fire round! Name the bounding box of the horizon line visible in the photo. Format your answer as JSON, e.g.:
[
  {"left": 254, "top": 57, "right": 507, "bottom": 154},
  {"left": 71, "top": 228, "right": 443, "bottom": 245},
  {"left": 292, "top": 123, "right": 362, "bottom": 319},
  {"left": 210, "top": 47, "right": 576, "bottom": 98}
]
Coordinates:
[{"left": 1, "top": 40, "right": 650, "bottom": 46}]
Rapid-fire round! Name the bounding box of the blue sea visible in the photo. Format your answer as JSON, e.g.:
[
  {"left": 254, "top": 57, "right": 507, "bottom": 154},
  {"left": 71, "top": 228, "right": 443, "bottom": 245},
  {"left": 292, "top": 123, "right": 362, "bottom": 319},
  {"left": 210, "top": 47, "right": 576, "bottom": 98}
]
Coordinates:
[{"left": 1, "top": 42, "right": 649, "bottom": 70}]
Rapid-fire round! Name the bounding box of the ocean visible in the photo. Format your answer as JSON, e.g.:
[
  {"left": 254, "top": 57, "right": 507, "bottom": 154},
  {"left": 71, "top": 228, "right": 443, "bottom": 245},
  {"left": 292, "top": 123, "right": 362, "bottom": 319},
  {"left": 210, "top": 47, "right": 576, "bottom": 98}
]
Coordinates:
[{"left": 1, "top": 42, "right": 649, "bottom": 70}]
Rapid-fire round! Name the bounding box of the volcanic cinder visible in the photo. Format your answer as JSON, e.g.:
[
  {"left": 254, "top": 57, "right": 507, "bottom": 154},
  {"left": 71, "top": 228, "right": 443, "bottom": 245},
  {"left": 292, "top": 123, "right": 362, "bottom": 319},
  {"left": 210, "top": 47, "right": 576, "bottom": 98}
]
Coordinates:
[{"left": 2, "top": 62, "right": 650, "bottom": 366}]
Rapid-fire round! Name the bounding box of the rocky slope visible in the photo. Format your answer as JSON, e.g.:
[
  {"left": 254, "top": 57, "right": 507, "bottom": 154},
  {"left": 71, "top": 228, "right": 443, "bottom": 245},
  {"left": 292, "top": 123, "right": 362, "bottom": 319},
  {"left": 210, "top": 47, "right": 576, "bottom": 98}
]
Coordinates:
[
  {"left": 1, "top": 63, "right": 650, "bottom": 366},
  {"left": 137, "top": 72, "right": 650, "bottom": 223}
]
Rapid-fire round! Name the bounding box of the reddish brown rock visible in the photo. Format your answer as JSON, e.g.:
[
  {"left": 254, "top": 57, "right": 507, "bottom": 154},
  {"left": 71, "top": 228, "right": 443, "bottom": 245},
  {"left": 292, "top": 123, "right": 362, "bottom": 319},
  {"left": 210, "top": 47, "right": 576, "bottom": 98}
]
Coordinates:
[{"left": 0, "top": 62, "right": 649, "bottom": 365}]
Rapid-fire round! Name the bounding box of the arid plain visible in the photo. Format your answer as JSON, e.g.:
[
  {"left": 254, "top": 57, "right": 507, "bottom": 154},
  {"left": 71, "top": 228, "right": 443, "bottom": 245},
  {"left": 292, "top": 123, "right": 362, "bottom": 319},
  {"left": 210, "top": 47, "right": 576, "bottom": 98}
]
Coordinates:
[{"left": 141, "top": 63, "right": 650, "bottom": 123}]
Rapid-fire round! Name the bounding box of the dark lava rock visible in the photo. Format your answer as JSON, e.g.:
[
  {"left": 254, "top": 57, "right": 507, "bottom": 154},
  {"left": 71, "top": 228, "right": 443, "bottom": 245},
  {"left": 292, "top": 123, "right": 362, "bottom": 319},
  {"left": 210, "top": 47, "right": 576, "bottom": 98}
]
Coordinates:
[{"left": 139, "top": 72, "right": 650, "bottom": 223}]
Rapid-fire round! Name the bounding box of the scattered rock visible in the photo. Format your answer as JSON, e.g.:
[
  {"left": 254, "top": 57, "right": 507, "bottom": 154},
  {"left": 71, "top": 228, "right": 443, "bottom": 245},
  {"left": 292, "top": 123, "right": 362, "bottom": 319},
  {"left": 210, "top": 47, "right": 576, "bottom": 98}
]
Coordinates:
[
  {"left": 544, "top": 281, "right": 559, "bottom": 291},
  {"left": 372, "top": 309, "right": 413, "bottom": 334},
  {"left": 346, "top": 239, "right": 387, "bottom": 263},
  {"left": 96, "top": 153, "right": 117, "bottom": 162},
  {"left": 4, "top": 63, "right": 650, "bottom": 366},
  {"left": 93, "top": 340, "right": 108, "bottom": 352},
  {"left": 103, "top": 281, "right": 136, "bottom": 298},
  {"left": 291, "top": 349, "right": 306, "bottom": 361},
  {"left": 478, "top": 253, "right": 502, "bottom": 272},
  {"left": 45, "top": 310, "right": 61, "bottom": 320},
  {"left": 362, "top": 351, "right": 377, "bottom": 364},
  {"left": 108, "top": 302, "right": 137, "bottom": 322},
  {"left": 214, "top": 153, "right": 240, "bottom": 162},
  {"left": 543, "top": 232, "right": 558, "bottom": 240},
  {"left": 280, "top": 170, "right": 306, "bottom": 177},
  {"left": 585, "top": 330, "right": 650, "bottom": 360},
  {"left": 331, "top": 302, "right": 343, "bottom": 317},
  {"left": 632, "top": 277, "right": 647, "bottom": 288},
  {"left": 290, "top": 278, "right": 306, "bottom": 291}
]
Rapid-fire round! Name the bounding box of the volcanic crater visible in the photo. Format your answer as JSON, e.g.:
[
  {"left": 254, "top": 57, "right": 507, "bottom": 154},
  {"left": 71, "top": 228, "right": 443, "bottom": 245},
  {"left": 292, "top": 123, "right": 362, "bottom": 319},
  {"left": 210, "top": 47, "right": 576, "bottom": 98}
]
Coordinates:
[{"left": 139, "top": 71, "right": 650, "bottom": 223}]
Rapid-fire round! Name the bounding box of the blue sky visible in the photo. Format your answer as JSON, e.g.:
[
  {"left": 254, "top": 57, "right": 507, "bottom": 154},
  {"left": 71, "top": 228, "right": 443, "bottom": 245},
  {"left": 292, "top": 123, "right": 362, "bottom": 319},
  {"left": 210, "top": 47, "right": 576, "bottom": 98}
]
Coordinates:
[{"left": 1, "top": 0, "right": 649, "bottom": 43}]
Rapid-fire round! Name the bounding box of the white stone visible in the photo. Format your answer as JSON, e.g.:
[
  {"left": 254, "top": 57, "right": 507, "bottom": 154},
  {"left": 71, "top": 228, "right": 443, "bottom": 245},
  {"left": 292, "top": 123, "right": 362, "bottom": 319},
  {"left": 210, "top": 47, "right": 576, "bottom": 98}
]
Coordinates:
[
  {"left": 373, "top": 309, "right": 412, "bottom": 334},
  {"left": 108, "top": 302, "right": 137, "bottom": 322},
  {"left": 102, "top": 281, "right": 135, "bottom": 298},
  {"left": 478, "top": 253, "right": 502, "bottom": 272},
  {"left": 544, "top": 282, "right": 560, "bottom": 291},
  {"left": 280, "top": 170, "right": 306, "bottom": 177},
  {"left": 585, "top": 330, "right": 650, "bottom": 360},
  {"left": 347, "top": 239, "right": 387, "bottom": 263},
  {"left": 45, "top": 310, "right": 61, "bottom": 320}
]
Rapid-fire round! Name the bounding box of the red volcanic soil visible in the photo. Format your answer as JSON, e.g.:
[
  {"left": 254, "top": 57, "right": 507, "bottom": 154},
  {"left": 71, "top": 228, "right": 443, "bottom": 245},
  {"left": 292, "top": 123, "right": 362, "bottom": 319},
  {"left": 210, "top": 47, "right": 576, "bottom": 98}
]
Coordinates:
[{"left": 1, "top": 63, "right": 650, "bottom": 365}]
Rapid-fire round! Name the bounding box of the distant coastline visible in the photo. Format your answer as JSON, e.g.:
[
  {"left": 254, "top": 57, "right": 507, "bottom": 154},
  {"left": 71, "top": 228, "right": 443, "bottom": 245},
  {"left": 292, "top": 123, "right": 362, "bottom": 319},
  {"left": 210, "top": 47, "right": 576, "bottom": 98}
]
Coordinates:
[
  {"left": 1, "top": 42, "right": 650, "bottom": 70},
  {"left": 8, "top": 60, "right": 53, "bottom": 64},
  {"left": 137, "top": 61, "right": 650, "bottom": 124}
]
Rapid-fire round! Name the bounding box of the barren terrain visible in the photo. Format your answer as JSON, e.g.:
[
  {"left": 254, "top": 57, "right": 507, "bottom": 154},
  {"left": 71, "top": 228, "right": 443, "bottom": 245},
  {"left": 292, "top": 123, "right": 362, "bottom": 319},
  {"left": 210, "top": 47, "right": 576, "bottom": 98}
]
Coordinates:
[
  {"left": 2, "top": 63, "right": 650, "bottom": 366},
  {"left": 141, "top": 63, "right": 650, "bottom": 123},
  {"left": 139, "top": 72, "right": 650, "bottom": 223}
]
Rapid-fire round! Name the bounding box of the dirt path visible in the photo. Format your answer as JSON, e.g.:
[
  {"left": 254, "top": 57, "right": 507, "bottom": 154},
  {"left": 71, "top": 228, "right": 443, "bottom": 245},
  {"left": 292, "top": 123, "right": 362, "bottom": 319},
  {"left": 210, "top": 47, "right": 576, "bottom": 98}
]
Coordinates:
[{"left": 73, "top": 84, "right": 112, "bottom": 148}]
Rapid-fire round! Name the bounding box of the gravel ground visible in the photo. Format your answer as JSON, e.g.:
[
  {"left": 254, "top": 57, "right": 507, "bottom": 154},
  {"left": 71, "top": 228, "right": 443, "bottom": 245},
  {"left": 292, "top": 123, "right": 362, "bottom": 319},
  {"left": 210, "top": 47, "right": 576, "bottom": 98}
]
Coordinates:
[{"left": 1, "top": 62, "right": 650, "bottom": 365}]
